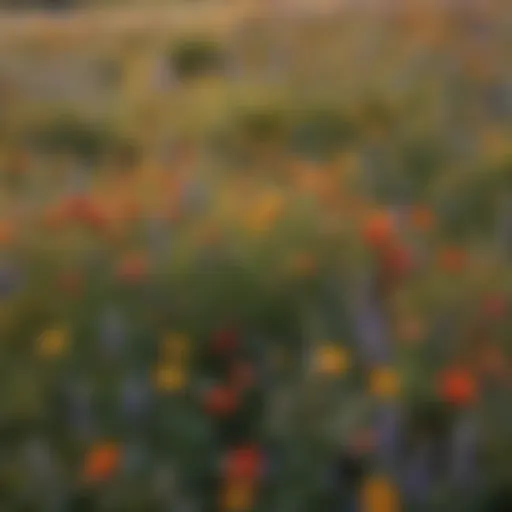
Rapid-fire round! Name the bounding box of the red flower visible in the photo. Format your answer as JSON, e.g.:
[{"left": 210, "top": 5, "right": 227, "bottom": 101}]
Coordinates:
[
  {"left": 439, "top": 368, "right": 477, "bottom": 406},
  {"left": 224, "top": 445, "right": 263, "bottom": 482},
  {"left": 83, "top": 442, "right": 120, "bottom": 482},
  {"left": 203, "top": 386, "right": 238, "bottom": 417},
  {"left": 362, "top": 212, "right": 395, "bottom": 249}
]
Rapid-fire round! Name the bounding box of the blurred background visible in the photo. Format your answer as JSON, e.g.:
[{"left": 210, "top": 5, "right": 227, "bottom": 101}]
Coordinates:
[{"left": 0, "top": 0, "right": 511, "bottom": 510}]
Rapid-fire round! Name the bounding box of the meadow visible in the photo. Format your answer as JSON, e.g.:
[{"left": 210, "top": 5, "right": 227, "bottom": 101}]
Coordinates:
[{"left": 0, "top": 2, "right": 511, "bottom": 510}]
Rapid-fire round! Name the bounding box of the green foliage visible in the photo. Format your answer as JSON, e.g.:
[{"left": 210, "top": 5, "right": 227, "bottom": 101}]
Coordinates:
[
  {"left": 27, "top": 114, "right": 113, "bottom": 160},
  {"left": 170, "top": 38, "right": 225, "bottom": 80},
  {"left": 290, "top": 105, "right": 356, "bottom": 160}
]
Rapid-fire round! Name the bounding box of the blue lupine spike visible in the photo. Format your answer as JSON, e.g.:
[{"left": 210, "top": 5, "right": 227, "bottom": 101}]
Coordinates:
[{"left": 375, "top": 403, "right": 402, "bottom": 472}]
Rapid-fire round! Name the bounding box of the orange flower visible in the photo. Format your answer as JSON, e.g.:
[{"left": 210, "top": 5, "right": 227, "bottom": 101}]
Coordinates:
[
  {"left": 438, "top": 247, "right": 467, "bottom": 273},
  {"left": 220, "top": 480, "right": 255, "bottom": 512},
  {"left": 362, "top": 211, "right": 395, "bottom": 249},
  {"left": 369, "top": 367, "right": 400, "bottom": 399},
  {"left": 439, "top": 368, "right": 477, "bottom": 406},
  {"left": 83, "top": 443, "right": 120, "bottom": 482},
  {"left": 360, "top": 475, "right": 400, "bottom": 512},
  {"left": 313, "top": 345, "right": 351, "bottom": 376}
]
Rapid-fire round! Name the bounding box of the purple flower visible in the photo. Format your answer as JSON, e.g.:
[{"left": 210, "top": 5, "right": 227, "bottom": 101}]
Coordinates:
[{"left": 375, "top": 404, "right": 402, "bottom": 471}]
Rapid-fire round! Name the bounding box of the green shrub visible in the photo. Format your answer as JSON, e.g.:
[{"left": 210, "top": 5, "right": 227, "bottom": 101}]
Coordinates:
[
  {"left": 27, "top": 114, "right": 113, "bottom": 160},
  {"left": 170, "top": 38, "right": 225, "bottom": 80}
]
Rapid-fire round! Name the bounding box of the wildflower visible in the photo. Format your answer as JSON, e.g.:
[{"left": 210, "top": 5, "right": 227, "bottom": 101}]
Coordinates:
[
  {"left": 313, "top": 344, "right": 351, "bottom": 376},
  {"left": 153, "top": 365, "right": 186, "bottom": 393},
  {"left": 224, "top": 444, "right": 264, "bottom": 482},
  {"left": 37, "top": 327, "right": 69, "bottom": 358},
  {"left": 362, "top": 211, "right": 396, "bottom": 249},
  {"left": 369, "top": 367, "right": 400, "bottom": 399},
  {"left": 83, "top": 442, "right": 120, "bottom": 483},
  {"left": 360, "top": 474, "right": 400, "bottom": 512},
  {"left": 220, "top": 480, "right": 255, "bottom": 512},
  {"left": 439, "top": 368, "right": 477, "bottom": 406}
]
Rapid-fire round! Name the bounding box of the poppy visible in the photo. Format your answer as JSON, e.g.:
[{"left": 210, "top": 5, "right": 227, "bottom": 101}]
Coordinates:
[
  {"left": 439, "top": 368, "right": 477, "bottom": 406},
  {"left": 362, "top": 211, "right": 396, "bottom": 249},
  {"left": 224, "top": 444, "right": 264, "bottom": 482},
  {"left": 83, "top": 443, "right": 120, "bottom": 483}
]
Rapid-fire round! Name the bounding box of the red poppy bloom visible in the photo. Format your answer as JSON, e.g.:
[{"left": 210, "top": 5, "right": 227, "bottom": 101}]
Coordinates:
[
  {"left": 439, "top": 368, "right": 477, "bottom": 406},
  {"left": 362, "top": 212, "right": 395, "bottom": 249},
  {"left": 83, "top": 443, "right": 120, "bottom": 482},
  {"left": 224, "top": 445, "right": 263, "bottom": 482}
]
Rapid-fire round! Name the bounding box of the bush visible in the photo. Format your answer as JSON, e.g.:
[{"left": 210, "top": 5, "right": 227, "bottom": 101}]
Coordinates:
[
  {"left": 290, "top": 105, "right": 356, "bottom": 161},
  {"left": 170, "top": 38, "right": 225, "bottom": 80},
  {"left": 27, "top": 114, "right": 113, "bottom": 160}
]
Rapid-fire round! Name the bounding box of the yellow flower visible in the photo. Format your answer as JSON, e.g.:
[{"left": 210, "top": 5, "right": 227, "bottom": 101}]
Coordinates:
[
  {"left": 221, "top": 481, "right": 255, "bottom": 512},
  {"left": 153, "top": 365, "right": 186, "bottom": 392},
  {"left": 246, "top": 190, "right": 284, "bottom": 234},
  {"left": 161, "top": 332, "right": 190, "bottom": 361},
  {"left": 369, "top": 367, "right": 400, "bottom": 399},
  {"left": 37, "top": 328, "right": 69, "bottom": 358},
  {"left": 314, "top": 344, "right": 350, "bottom": 376},
  {"left": 360, "top": 475, "right": 400, "bottom": 512}
]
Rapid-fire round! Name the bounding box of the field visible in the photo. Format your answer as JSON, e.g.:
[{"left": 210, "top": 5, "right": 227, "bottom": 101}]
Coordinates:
[{"left": 0, "top": 2, "right": 511, "bottom": 511}]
